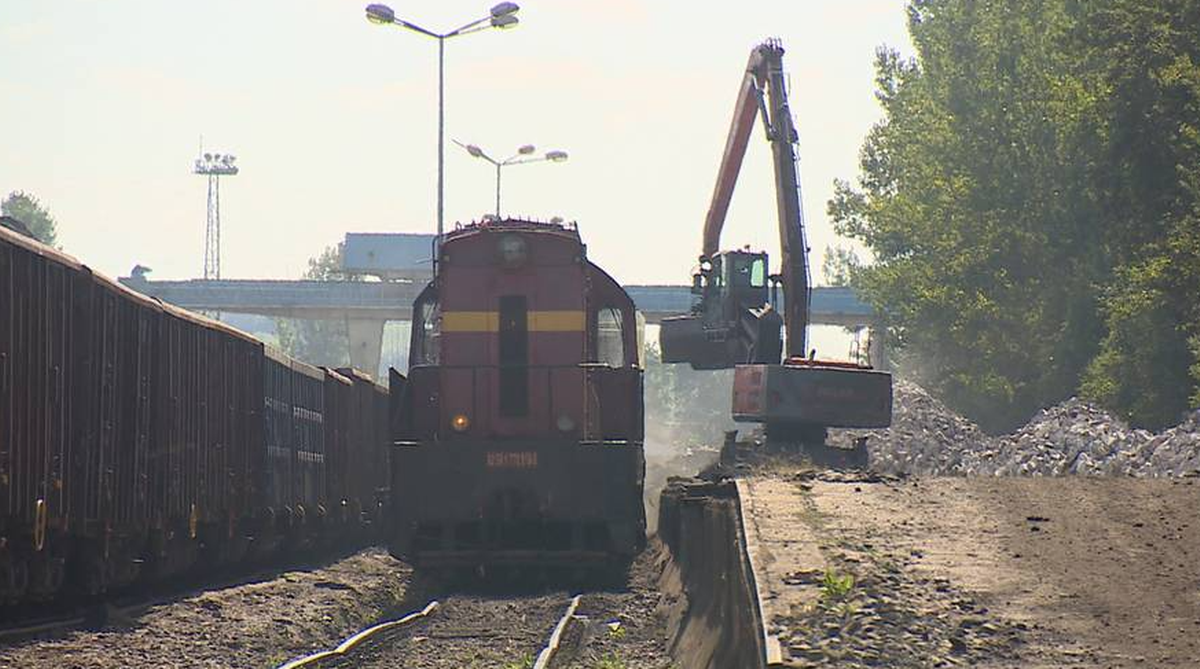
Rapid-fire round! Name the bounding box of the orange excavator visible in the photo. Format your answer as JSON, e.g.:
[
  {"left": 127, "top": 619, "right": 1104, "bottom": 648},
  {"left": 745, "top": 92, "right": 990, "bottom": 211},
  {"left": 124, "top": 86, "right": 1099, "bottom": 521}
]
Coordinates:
[{"left": 659, "top": 40, "right": 892, "bottom": 466}]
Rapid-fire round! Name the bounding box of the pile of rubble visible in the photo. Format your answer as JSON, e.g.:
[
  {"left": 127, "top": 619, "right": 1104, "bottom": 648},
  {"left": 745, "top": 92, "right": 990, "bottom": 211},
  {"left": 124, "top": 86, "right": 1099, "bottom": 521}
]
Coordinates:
[{"left": 848, "top": 380, "right": 1200, "bottom": 477}]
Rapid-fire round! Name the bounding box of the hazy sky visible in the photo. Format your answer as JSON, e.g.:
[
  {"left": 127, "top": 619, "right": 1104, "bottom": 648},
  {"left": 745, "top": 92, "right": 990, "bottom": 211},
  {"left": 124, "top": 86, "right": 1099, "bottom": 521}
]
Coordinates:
[{"left": 0, "top": 1, "right": 913, "bottom": 286}]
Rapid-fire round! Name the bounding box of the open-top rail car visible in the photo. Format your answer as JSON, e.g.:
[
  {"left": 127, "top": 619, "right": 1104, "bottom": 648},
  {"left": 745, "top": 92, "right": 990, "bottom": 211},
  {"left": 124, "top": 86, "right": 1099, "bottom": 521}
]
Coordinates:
[{"left": 0, "top": 225, "right": 389, "bottom": 605}]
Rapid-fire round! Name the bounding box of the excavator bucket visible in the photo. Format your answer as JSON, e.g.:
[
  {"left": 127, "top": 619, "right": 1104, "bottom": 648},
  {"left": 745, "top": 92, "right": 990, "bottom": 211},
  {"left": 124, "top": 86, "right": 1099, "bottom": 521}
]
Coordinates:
[
  {"left": 732, "top": 361, "right": 893, "bottom": 429},
  {"left": 659, "top": 314, "right": 740, "bottom": 370},
  {"left": 659, "top": 307, "right": 783, "bottom": 371}
]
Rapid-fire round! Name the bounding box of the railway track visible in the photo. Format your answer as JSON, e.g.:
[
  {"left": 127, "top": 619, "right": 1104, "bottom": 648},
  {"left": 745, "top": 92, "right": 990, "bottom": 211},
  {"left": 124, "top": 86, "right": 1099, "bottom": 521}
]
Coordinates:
[{"left": 278, "top": 592, "right": 586, "bottom": 669}]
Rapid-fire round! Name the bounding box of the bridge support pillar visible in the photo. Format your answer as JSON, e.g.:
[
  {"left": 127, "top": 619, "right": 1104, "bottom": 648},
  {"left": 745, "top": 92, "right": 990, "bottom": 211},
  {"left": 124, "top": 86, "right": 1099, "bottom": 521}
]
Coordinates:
[{"left": 345, "top": 318, "right": 386, "bottom": 378}]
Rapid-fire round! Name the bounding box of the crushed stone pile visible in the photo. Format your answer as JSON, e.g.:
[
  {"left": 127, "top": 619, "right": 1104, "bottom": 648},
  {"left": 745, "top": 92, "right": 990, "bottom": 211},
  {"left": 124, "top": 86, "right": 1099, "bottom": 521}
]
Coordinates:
[{"left": 840, "top": 380, "right": 1200, "bottom": 477}]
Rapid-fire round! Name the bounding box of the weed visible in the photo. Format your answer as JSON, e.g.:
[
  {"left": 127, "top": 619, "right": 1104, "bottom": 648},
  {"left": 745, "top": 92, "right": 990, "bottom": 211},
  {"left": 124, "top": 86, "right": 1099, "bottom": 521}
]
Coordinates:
[
  {"left": 501, "top": 652, "right": 534, "bottom": 669},
  {"left": 820, "top": 569, "right": 856, "bottom": 602},
  {"left": 594, "top": 652, "right": 627, "bottom": 669}
]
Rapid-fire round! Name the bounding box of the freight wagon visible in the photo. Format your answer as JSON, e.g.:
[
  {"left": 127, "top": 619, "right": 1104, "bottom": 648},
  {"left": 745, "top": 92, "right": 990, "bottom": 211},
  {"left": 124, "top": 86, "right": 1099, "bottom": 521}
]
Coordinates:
[{"left": 0, "top": 225, "right": 388, "bottom": 604}]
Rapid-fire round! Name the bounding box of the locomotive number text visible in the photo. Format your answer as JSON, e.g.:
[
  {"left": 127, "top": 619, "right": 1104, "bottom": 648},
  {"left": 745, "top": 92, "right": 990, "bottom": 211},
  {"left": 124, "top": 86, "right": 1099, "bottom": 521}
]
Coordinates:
[{"left": 486, "top": 452, "right": 539, "bottom": 469}]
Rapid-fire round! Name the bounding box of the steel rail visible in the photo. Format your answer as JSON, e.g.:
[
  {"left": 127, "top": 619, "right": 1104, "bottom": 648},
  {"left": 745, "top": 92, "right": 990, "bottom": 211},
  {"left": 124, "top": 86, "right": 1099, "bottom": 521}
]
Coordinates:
[
  {"left": 0, "top": 614, "right": 87, "bottom": 642},
  {"left": 276, "top": 600, "right": 439, "bottom": 669},
  {"left": 532, "top": 594, "right": 582, "bottom": 669}
]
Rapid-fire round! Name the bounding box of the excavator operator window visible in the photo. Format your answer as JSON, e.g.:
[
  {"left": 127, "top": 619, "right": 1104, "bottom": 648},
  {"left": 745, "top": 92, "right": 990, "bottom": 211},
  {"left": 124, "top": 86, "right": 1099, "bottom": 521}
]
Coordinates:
[
  {"left": 750, "top": 257, "right": 766, "bottom": 288},
  {"left": 727, "top": 254, "right": 757, "bottom": 288}
]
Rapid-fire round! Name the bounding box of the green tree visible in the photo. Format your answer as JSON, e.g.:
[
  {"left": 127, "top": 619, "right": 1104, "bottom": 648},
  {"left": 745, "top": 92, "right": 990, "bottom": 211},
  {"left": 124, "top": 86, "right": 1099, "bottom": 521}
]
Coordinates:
[
  {"left": 1077, "top": 0, "right": 1200, "bottom": 427},
  {"left": 820, "top": 244, "right": 861, "bottom": 287},
  {"left": 831, "top": 0, "right": 1105, "bottom": 430},
  {"left": 2, "top": 191, "right": 58, "bottom": 246},
  {"left": 830, "top": 0, "right": 1200, "bottom": 429},
  {"left": 275, "top": 243, "right": 359, "bottom": 367}
]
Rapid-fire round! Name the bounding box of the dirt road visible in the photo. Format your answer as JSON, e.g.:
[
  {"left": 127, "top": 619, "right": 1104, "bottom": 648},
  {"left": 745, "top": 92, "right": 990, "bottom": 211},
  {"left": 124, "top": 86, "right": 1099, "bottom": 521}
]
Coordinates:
[{"left": 740, "top": 470, "right": 1200, "bottom": 667}]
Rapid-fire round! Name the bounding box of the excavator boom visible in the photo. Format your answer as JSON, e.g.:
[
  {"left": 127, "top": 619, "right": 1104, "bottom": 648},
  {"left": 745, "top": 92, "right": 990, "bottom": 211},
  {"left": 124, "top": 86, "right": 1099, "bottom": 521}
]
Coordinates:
[
  {"left": 659, "top": 39, "right": 892, "bottom": 450},
  {"left": 698, "top": 41, "right": 810, "bottom": 358}
]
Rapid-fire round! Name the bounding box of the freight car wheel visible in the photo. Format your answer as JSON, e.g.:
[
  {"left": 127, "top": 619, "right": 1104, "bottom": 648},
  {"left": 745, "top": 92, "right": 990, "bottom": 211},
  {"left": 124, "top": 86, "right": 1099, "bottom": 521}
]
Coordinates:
[
  {"left": 0, "top": 552, "right": 29, "bottom": 603},
  {"left": 76, "top": 548, "right": 107, "bottom": 596},
  {"left": 27, "top": 552, "right": 65, "bottom": 600}
]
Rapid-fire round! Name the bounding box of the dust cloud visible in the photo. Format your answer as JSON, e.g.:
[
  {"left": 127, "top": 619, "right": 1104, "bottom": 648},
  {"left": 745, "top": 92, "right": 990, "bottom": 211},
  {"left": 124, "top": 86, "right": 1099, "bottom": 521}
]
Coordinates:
[{"left": 641, "top": 362, "right": 736, "bottom": 533}]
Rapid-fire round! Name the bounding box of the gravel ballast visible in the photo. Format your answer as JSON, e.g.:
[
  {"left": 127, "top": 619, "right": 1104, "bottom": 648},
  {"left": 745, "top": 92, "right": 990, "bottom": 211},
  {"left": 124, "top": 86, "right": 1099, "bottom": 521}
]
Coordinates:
[
  {"left": 0, "top": 549, "right": 410, "bottom": 669},
  {"left": 840, "top": 380, "right": 1200, "bottom": 477}
]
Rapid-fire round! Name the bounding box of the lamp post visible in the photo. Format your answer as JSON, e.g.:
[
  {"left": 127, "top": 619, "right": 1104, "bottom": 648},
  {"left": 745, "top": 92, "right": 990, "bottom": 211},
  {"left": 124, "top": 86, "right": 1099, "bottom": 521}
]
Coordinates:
[
  {"left": 193, "top": 152, "right": 238, "bottom": 280},
  {"left": 365, "top": 3, "right": 520, "bottom": 240},
  {"left": 455, "top": 141, "right": 568, "bottom": 216}
]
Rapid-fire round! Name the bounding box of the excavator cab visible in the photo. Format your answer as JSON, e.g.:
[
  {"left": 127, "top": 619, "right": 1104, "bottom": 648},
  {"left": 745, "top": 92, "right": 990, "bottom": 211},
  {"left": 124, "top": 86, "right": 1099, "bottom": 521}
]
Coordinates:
[
  {"left": 661, "top": 250, "right": 783, "bottom": 370},
  {"left": 705, "top": 250, "right": 767, "bottom": 309}
]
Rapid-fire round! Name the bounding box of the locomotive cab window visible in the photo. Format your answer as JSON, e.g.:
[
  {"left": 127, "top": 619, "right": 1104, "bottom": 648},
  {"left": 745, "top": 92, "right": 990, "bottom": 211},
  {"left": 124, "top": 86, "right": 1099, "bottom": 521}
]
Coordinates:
[
  {"left": 596, "top": 307, "right": 625, "bottom": 367},
  {"left": 412, "top": 293, "right": 440, "bottom": 366}
]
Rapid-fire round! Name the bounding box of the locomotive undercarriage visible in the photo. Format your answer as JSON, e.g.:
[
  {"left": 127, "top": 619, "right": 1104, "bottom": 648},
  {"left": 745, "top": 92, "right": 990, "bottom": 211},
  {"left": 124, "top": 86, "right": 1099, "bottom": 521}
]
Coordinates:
[{"left": 391, "top": 438, "right": 645, "bottom": 571}]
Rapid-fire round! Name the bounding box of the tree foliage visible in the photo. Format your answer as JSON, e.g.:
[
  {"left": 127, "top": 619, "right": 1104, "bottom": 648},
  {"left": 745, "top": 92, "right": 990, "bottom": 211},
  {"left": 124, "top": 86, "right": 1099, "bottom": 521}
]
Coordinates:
[
  {"left": 2, "top": 191, "right": 58, "bottom": 246},
  {"left": 275, "top": 244, "right": 359, "bottom": 367},
  {"left": 832, "top": 0, "right": 1200, "bottom": 430},
  {"left": 821, "top": 244, "right": 862, "bottom": 287}
]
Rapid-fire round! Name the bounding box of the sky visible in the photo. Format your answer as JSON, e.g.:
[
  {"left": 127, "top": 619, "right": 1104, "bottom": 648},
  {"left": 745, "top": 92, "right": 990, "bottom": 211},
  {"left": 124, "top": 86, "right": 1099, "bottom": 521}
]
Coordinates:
[{"left": 0, "top": 0, "right": 913, "bottom": 287}]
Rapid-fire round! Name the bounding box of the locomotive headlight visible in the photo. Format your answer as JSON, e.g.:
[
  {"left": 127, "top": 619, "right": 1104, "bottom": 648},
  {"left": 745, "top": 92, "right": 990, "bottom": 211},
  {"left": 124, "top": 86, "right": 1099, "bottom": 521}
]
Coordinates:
[
  {"left": 451, "top": 413, "right": 471, "bottom": 432},
  {"left": 497, "top": 234, "right": 528, "bottom": 269},
  {"left": 556, "top": 414, "right": 576, "bottom": 432}
]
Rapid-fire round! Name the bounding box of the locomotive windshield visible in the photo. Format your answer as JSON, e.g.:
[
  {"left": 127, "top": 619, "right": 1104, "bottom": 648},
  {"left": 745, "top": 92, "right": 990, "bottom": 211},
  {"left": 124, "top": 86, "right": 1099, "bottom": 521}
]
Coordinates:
[
  {"left": 410, "top": 288, "right": 440, "bottom": 367},
  {"left": 596, "top": 307, "right": 625, "bottom": 367}
]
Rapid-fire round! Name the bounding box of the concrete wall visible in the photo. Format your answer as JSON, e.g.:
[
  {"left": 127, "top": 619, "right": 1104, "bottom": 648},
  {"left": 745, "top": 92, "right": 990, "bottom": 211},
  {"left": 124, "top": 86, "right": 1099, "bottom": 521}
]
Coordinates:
[{"left": 656, "top": 478, "right": 767, "bottom": 669}]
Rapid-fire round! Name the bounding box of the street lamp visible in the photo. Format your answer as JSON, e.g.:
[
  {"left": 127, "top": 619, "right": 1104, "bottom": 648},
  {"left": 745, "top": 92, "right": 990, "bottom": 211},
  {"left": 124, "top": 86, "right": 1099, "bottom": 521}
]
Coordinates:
[
  {"left": 454, "top": 140, "right": 569, "bottom": 216},
  {"left": 365, "top": 3, "right": 520, "bottom": 240},
  {"left": 193, "top": 151, "right": 239, "bottom": 280}
]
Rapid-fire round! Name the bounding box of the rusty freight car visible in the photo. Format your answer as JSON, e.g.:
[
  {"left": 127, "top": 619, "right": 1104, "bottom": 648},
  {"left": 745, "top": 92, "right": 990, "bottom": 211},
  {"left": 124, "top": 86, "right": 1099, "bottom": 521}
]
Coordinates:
[
  {"left": 0, "top": 225, "right": 389, "bottom": 605},
  {"left": 389, "top": 218, "right": 645, "bottom": 574}
]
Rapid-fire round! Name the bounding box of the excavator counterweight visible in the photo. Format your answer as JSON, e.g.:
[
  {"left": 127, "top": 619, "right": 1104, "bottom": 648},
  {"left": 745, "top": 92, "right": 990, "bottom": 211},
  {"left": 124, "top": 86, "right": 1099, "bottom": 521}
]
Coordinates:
[{"left": 659, "top": 40, "right": 892, "bottom": 460}]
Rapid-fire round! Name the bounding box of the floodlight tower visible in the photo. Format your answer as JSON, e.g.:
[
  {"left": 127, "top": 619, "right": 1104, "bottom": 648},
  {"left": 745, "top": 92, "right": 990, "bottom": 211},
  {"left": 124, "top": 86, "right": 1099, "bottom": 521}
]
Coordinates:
[{"left": 193, "top": 152, "right": 239, "bottom": 280}]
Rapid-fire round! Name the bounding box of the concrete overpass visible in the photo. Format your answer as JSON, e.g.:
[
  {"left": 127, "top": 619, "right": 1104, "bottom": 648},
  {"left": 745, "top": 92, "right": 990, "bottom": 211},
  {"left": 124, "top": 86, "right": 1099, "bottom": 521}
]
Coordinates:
[{"left": 119, "top": 276, "right": 879, "bottom": 374}]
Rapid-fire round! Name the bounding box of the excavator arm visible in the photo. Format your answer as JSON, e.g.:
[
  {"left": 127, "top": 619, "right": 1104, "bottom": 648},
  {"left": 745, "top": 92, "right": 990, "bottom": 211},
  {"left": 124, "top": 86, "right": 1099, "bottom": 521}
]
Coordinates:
[
  {"left": 699, "top": 41, "right": 810, "bottom": 358},
  {"left": 660, "top": 39, "right": 892, "bottom": 450},
  {"left": 701, "top": 46, "right": 769, "bottom": 259}
]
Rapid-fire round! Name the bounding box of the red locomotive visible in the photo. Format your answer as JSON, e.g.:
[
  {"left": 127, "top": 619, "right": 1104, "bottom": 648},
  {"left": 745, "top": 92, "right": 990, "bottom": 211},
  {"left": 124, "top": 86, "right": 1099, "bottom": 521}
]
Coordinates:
[{"left": 389, "top": 218, "right": 646, "bottom": 572}]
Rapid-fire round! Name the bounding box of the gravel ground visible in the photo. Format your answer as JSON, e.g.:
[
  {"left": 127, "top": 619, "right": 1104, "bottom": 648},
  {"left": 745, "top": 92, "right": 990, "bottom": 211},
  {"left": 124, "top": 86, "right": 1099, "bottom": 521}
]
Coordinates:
[
  {"left": 808, "top": 474, "right": 1200, "bottom": 667},
  {"left": 739, "top": 467, "right": 1200, "bottom": 667},
  {"left": 834, "top": 380, "right": 1200, "bottom": 477},
  {"left": 0, "top": 549, "right": 410, "bottom": 669}
]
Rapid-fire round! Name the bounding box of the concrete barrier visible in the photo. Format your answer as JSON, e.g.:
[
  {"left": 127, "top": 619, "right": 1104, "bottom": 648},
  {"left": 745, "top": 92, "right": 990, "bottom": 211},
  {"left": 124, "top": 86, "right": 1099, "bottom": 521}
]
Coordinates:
[{"left": 656, "top": 477, "right": 767, "bottom": 669}]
